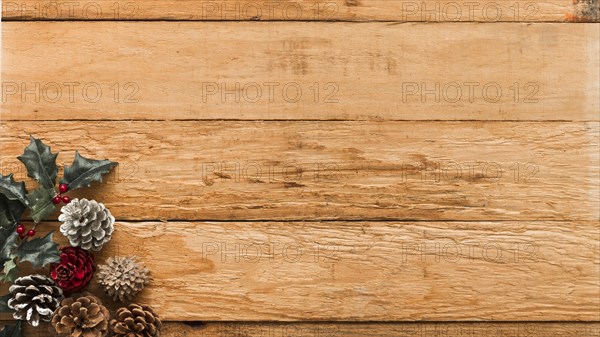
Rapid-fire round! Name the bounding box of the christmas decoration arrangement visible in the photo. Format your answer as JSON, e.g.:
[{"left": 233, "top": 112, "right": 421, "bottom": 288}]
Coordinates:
[{"left": 0, "top": 136, "right": 160, "bottom": 337}]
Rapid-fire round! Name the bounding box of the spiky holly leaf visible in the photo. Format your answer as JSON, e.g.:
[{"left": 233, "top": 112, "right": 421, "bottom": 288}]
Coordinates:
[
  {"left": 17, "top": 232, "right": 60, "bottom": 268},
  {"left": 0, "top": 230, "right": 18, "bottom": 283},
  {"left": 0, "top": 175, "right": 28, "bottom": 208},
  {"left": 27, "top": 187, "right": 56, "bottom": 223},
  {"left": 17, "top": 136, "right": 59, "bottom": 190},
  {"left": 0, "top": 258, "right": 19, "bottom": 282},
  {"left": 0, "top": 293, "right": 11, "bottom": 312},
  {"left": 1, "top": 231, "right": 18, "bottom": 267},
  {"left": 0, "top": 195, "right": 26, "bottom": 229},
  {"left": 60, "top": 151, "right": 117, "bottom": 191},
  {"left": 0, "top": 320, "right": 21, "bottom": 337}
]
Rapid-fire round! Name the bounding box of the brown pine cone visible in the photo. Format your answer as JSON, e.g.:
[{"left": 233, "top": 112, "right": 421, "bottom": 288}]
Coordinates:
[
  {"left": 96, "top": 256, "right": 150, "bottom": 302},
  {"left": 51, "top": 294, "right": 110, "bottom": 337},
  {"left": 110, "top": 304, "right": 162, "bottom": 337}
]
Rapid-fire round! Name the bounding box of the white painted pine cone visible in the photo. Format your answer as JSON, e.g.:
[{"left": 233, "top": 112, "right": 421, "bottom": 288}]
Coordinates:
[
  {"left": 8, "top": 274, "right": 64, "bottom": 327},
  {"left": 59, "top": 198, "right": 115, "bottom": 251}
]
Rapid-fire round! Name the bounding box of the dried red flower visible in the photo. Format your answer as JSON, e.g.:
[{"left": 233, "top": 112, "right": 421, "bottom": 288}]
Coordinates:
[{"left": 50, "top": 247, "right": 95, "bottom": 292}]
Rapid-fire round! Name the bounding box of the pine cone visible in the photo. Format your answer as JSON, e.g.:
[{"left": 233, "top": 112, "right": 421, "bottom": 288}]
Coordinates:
[
  {"left": 51, "top": 293, "right": 110, "bottom": 337},
  {"left": 7, "top": 274, "right": 64, "bottom": 327},
  {"left": 59, "top": 198, "right": 115, "bottom": 251},
  {"left": 50, "top": 247, "right": 96, "bottom": 292},
  {"left": 110, "top": 304, "right": 162, "bottom": 337},
  {"left": 97, "top": 256, "right": 150, "bottom": 302}
]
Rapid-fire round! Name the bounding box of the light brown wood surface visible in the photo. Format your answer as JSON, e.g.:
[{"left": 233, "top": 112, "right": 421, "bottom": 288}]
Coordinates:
[
  {"left": 3, "top": 220, "right": 600, "bottom": 321},
  {"left": 2, "top": 0, "right": 599, "bottom": 22},
  {"left": 6, "top": 321, "right": 600, "bottom": 337},
  {"left": 163, "top": 322, "right": 600, "bottom": 337},
  {"left": 1, "top": 121, "right": 598, "bottom": 221},
  {"left": 2, "top": 0, "right": 599, "bottom": 330},
  {"left": 2, "top": 22, "right": 599, "bottom": 121},
  {"left": 101, "top": 220, "right": 600, "bottom": 321}
]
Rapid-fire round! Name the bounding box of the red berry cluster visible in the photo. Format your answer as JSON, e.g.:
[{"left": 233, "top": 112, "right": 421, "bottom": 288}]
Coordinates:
[
  {"left": 16, "top": 223, "right": 36, "bottom": 239},
  {"left": 53, "top": 184, "right": 71, "bottom": 205}
]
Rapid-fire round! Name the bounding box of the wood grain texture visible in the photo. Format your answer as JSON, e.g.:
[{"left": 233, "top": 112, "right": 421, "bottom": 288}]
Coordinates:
[
  {"left": 2, "top": 0, "right": 599, "bottom": 22},
  {"left": 5, "top": 321, "right": 600, "bottom": 337},
  {"left": 1, "top": 121, "right": 598, "bottom": 221},
  {"left": 2, "top": 22, "right": 599, "bottom": 121},
  {"left": 162, "top": 322, "right": 600, "bottom": 337},
  {"left": 5, "top": 220, "right": 599, "bottom": 321}
]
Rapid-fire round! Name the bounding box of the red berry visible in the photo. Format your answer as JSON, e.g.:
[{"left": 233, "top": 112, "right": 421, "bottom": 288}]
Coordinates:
[
  {"left": 27, "top": 229, "right": 36, "bottom": 237},
  {"left": 18, "top": 233, "right": 26, "bottom": 239},
  {"left": 59, "top": 184, "right": 69, "bottom": 193},
  {"left": 53, "top": 196, "right": 62, "bottom": 204},
  {"left": 62, "top": 196, "right": 71, "bottom": 204},
  {"left": 16, "top": 226, "right": 25, "bottom": 235}
]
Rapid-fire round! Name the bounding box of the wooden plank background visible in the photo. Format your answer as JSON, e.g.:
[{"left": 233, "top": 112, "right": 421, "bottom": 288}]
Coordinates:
[
  {"left": 3, "top": 220, "right": 599, "bottom": 321},
  {"left": 2, "top": 22, "right": 599, "bottom": 121},
  {"left": 1, "top": 122, "right": 599, "bottom": 221},
  {"left": 4, "top": 321, "right": 600, "bottom": 337},
  {"left": 5, "top": 321, "right": 600, "bottom": 337},
  {"left": 37, "top": 221, "right": 600, "bottom": 320},
  {"left": 2, "top": 0, "right": 599, "bottom": 22},
  {"left": 1, "top": 0, "right": 599, "bottom": 335}
]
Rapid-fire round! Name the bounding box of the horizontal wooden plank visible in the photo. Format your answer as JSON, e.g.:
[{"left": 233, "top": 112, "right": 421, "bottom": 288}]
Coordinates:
[
  {"left": 1, "top": 121, "right": 598, "bottom": 221},
  {"left": 6, "top": 321, "right": 600, "bottom": 337},
  {"left": 2, "top": 22, "right": 598, "bottom": 121},
  {"left": 6, "top": 220, "right": 600, "bottom": 321},
  {"left": 2, "top": 0, "right": 599, "bottom": 22},
  {"left": 166, "top": 322, "right": 600, "bottom": 337}
]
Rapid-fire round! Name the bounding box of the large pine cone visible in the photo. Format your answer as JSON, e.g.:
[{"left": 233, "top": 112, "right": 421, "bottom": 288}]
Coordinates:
[
  {"left": 50, "top": 247, "right": 96, "bottom": 292},
  {"left": 51, "top": 294, "right": 110, "bottom": 337},
  {"left": 110, "top": 304, "right": 162, "bottom": 337},
  {"left": 7, "top": 275, "right": 64, "bottom": 327},
  {"left": 97, "top": 256, "right": 150, "bottom": 302},
  {"left": 59, "top": 198, "right": 115, "bottom": 251}
]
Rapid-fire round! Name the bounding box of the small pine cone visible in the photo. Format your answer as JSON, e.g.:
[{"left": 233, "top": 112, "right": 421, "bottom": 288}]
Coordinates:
[
  {"left": 7, "top": 274, "right": 64, "bottom": 327},
  {"left": 59, "top": 198, "right": 115, "bottom": 251},
  {"left": 51, "top": 293, "right": 110, "bottom": 337},
  {"left": 110, "top": 304, "right": 162, "bottom": 337},
  {"left": 96, "top": 256, "right": 150, "bottom": 302},
  {"left": 50, "top": 247, "right": 96, "bottom": 292}
]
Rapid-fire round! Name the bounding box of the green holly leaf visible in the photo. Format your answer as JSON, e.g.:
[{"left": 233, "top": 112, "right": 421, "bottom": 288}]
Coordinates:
[
  {"left": 60, "top": 151, "right": 117, "bottom": 191},
  {"left": 0, "top": 293, "right": 11, "bottom": 312},
  {"left": 0, "top": 258, "right": 19, "bottom": 282},
  {"left": 17, "top": 135, "right": 59, "bottom": 190},
  {"left": 0, "top": 195, "right": 26, "bottom": 229},
  {"left": 27, "top": 187, "right": 56, "bottom": 223},
  {"left": 1, "top": 231, "right": 18, "bottom": 265},
  {"left": 0, "top": 320, "right": 21, "bottom": 337},
  {"left": 0, "top": 175, "right": 28, "bottom": 208},
  {"left": 17, "top": 232, "right": 60, "bottom": 268},
  {"left": 0, "top": 230, "right": 19, "bottom": 283}
]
